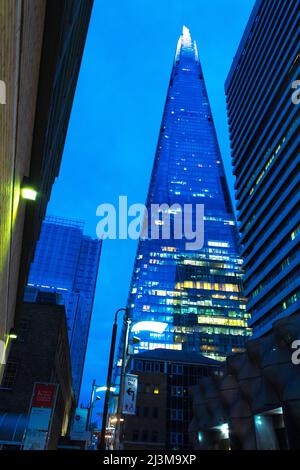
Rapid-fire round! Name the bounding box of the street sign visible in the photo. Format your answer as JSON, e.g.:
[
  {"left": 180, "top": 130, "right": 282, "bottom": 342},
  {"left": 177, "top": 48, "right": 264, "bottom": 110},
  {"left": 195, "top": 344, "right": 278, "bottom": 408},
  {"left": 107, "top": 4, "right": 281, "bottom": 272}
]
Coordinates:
[
  {"left": 70, "top": 408, "right": 89, "bottom": 441},
  {"left": 122, "top": 374, "right": 138, "bottom": 415},
  {"left": 23, "top": 383, "right": 58, "bottom": 450}
]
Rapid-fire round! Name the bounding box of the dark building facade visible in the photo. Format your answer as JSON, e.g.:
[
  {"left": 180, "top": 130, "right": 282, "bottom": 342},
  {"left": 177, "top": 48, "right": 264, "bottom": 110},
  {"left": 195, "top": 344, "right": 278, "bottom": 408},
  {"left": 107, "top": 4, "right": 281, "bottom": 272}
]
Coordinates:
[
  {"left": 0, "top": 0, "right": 93, "bottom": 379},
  {"left": 0, "top": 296, "right": 73, "bottom": 449},
  {"left": 118, "top": 349, "right": 220, "bottom": 450},
  {"left": 189, "top": 312, "right": 300, "bottom": 450},
  {"left": 225, "top": 0, "right": 300, "bottom": 337},
  {"left": 125, "top": 26, "right": 250, "bottom": 362},
  {"left": 26, "top": 216, "right": 101, "bottom": 399}
]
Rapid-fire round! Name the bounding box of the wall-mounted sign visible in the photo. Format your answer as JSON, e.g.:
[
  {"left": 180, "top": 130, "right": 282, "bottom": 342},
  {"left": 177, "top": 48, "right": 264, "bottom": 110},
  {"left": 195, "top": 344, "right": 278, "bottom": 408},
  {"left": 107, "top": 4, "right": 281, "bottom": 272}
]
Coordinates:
[
  {"left": 32, "top": 383, "right": 57, "bottom": 408},
  {"left": 23, "top": 383, "right": 58, "bottom": 450}
]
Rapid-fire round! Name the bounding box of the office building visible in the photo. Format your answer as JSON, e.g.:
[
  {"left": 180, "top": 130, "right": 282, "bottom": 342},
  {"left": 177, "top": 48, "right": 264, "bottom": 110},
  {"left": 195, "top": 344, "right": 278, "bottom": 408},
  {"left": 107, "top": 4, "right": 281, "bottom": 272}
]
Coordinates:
[
  {"left": 118, "top": 350, "right": 220, "bottom": 450},
  {"left": 189, "top": 311, "right": 300, "bottom": 450},
  {"left": 0, "top": 0, "right": 93, "bottom": 379},
  {"left": 126, "top": 27, "right": 250, "bottom": 361},
  {"left": 225, "top": 0, "right": 300, "bottom": 336},
  {"left": 26, "top": 216, "right": 101, "bottom": 398}
]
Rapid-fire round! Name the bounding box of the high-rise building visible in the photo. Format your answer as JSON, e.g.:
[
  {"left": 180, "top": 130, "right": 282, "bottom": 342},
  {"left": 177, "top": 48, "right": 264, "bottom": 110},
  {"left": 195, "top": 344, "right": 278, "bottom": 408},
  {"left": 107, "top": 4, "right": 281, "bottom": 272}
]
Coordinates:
[
  {"left": 126, "top": 27, "right": 251, "bottom": 361},
  {"left": 26, "top": 216, "right": 101, "bottom": 398},
  {"left": 0, "top": 0, "right": 93, "bottom": 379},
  {"left": 225, "top": 0, "right": 300, "bottom": 337}
]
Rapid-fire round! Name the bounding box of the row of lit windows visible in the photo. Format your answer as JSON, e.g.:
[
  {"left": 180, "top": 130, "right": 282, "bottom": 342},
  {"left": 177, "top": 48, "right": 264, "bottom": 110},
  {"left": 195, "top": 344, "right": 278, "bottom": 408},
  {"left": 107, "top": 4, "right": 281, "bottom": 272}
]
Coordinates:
[
  {"left": 197, "top": 316, "right": 248, "bottom": 327},
  {"left": 175, "top": 281, "right": 240, "bottom": 293},
  {"left": 136, "top": 342, "right": 182, "bottom": 351}
]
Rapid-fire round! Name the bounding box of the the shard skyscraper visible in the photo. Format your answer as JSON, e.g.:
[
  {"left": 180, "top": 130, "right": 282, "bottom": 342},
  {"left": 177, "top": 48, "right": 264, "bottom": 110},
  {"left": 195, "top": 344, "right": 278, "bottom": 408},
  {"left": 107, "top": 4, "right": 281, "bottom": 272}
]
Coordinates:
[{"left": 127, "top": 27, "right": 251, "bottom": 361}]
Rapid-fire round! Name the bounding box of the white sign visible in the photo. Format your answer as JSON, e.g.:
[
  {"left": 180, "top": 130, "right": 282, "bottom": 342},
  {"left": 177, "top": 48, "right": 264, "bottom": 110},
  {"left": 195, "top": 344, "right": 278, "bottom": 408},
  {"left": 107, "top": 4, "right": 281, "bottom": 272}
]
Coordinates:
[
  {"left": 70, "top": 408, "right": 89, "bottom": 440},
  {"left": 27, "top": 407, "right": 52, "bottom": 431},
  {"left": 122, "top": 374, "right": 138, "bottom": 415}
]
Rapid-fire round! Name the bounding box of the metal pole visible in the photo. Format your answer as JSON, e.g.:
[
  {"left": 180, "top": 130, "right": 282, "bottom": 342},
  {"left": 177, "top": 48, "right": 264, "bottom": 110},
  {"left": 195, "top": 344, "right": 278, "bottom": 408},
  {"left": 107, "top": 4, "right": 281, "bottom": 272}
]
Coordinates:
[
  {"left": 99, "top": 308, "right": 128, "bottom": 451},
  {"left": 115, "top": 310, "right": 130, "bottom": 450},
  {"left": 86, "top": 378, "right": 96, "bottom": 432},
  {"left": 99, "top": 318, "right": 118, "bottom": 449}
]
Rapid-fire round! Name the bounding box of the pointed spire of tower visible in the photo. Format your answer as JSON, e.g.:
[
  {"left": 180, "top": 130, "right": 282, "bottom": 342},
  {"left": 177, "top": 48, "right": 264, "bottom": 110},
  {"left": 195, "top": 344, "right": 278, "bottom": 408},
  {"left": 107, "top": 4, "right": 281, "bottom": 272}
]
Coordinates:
[
  {"left": 182, "top": 25, "right": 192, "bottom": 47},
  {"left": 175, "top": 26, "right": 198, "bottom": 62}
]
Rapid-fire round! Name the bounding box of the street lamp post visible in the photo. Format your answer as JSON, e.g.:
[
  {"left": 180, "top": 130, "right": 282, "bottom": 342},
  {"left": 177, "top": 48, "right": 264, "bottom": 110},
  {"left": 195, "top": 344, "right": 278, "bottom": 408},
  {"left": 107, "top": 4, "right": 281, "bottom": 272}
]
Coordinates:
[
  {"left": 99, "top": 307, "right": 129, "bottom": 450},
  {"left": 114, "top": 311, "right": 131, "bottom": 450},
  {"left": 86, "top": 379, "right": 96, "bottom": 432}
]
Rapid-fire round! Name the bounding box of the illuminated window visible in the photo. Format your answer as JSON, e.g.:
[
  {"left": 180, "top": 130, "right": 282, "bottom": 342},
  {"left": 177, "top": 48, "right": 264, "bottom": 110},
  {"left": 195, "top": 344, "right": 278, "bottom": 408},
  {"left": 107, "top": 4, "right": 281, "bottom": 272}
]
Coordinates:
[
  {"left": 197, "top": 316, "right": 247, "bottom": 327},
  {"left": 208, "top": 241, "right": 229, "bottom": 248}
]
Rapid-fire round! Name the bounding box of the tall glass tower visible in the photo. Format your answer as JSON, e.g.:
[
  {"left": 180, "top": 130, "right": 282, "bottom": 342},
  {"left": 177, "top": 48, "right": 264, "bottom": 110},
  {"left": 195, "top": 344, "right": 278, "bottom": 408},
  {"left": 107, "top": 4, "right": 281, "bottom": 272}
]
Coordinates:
[{"left": 127, "top": 27, "right": 251, "bottom": 361}]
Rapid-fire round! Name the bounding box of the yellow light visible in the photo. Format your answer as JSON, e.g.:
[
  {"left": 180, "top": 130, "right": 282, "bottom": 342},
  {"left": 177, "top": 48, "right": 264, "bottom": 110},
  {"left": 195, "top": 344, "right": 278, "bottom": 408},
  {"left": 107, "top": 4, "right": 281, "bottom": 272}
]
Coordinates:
[
  {"left": 21, "top": 187, "right": 37, "bottom": 201},
  {"left": 153, "top": 388, "right": 159, "bottom": 395},
  {"left": 8, "top": 328, "right": 18, "bottom": 340},
  {"left": 197, "top": 316, "right": 247, "bottom": 327},
  {"left": 9, "top": 332, "right": 18, "bottom": 339}
]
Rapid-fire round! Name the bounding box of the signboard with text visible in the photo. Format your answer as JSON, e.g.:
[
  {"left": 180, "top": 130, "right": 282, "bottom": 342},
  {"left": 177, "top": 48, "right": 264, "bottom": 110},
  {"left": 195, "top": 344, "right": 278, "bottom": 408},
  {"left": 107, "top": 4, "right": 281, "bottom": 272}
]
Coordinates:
[
  {"left": 23, "top": 383, "right": 58, "bottom": 450},
  {"left": 122, "top": 374, "right": 138, "bottom": 415},
  {"left": 32, "top": 383, "right": 57, "bottom": 408}
]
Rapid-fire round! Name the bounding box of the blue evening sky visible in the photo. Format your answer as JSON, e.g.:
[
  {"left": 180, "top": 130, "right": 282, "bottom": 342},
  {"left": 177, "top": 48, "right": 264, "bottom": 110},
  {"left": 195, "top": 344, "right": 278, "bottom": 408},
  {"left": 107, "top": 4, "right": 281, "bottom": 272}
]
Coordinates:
[{"left": 47, "top": 0, "right": 255, "bottom": 413}]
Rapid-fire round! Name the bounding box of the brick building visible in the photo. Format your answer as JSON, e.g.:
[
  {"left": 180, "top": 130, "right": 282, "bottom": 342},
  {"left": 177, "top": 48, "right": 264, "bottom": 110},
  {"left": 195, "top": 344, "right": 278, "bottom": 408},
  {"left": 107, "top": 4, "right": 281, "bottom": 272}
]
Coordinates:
[{"left": 0, "top": 296, "right": 73, "bottom": 449}]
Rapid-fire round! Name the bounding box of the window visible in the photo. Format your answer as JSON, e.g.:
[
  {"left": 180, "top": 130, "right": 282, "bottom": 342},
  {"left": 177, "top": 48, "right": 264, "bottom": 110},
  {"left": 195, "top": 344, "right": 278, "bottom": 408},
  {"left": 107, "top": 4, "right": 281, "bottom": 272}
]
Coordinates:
[
  {"left": 153, "top": 407, "right": 159, "bottom": 418},
  {"left": 154, "top": 362, "right": 163, "bottom": 373},
  {"left": 153, "top": 386, "right": 159, "bottom": 395},
  {"left": 143, "top": 407, "right": 149, "bottom": 417},
  {"left": 141, "top": 430, "right": 148, "bottom": 442},
  {"left": 1, "top": 362, "right": 18, "bottom": 389},
  {"left": 171, "top": 386, "right": 184, "bottom": 396},
  {"left": 151, "top": 431, "right": 158, "bottom": 443},
  {"left": 170, "top": 432, "right": 183, "bottom": 446},
  {"left": 132, "top": 430, "right": 139, "bottom": 441},
  {"left": 171, "top": 364, "right": 183, "bottom": 375},
  {"left": 171, "top": 409, "right": 183, "bottom": 421},
  {"left": 144, "top": 384, "right": 151, "bottom": 394}
]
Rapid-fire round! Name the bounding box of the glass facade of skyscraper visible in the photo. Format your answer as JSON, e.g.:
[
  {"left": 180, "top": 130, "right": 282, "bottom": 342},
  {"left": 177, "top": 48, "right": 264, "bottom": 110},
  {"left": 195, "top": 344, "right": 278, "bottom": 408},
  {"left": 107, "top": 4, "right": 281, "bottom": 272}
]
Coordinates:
[
  {"left": 26, "top": 216, "right": 101, "bottom": 397},
  {"left": 225, "top": 0, "right": 300, "bottom": 338},
  {"left": 127, "top": 27, "right": 251, "bottom": 361}
]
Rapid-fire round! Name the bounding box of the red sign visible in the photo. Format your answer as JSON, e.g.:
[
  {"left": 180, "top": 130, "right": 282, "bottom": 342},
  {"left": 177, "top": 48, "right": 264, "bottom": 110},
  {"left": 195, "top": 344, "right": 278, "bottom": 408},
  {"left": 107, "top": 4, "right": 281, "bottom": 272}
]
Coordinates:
[{"left": 32, "top": 384, "right": 57, "bottom": 408}]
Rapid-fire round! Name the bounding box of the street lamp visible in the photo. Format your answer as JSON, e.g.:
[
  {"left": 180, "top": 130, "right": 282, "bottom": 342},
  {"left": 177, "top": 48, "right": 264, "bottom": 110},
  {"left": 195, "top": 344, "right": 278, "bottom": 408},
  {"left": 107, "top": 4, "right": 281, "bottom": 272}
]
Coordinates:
[
  {"left": 131, "top": 321, "right": 168, "bottom": 334},
  {"left": 96, "top": 386, "right": 116, "bottom": 393},
  {"left": 114, "top": 320, "right": 168, "bottom": 450},
  {"left": 99, "top": 307, "right": 129, "bottom": 450},
  {"left": 87, "top": 381, "right": 112, "bottom": 434},
  {"left": 100, "top": 315, "right": 169, "bottom": 450}
]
